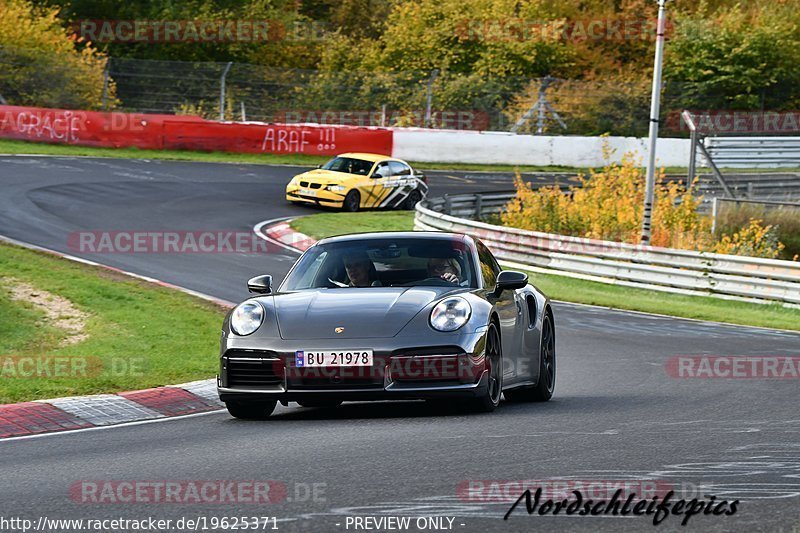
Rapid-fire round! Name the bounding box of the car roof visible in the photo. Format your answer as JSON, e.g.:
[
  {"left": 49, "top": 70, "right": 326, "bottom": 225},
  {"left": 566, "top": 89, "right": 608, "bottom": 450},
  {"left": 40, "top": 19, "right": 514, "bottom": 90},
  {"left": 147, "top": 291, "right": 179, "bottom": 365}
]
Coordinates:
[
  {"left": 316, "top": 231, "right": 471, "bottom": 246},
  {"left": 336, "top": 152, "right": 403, "bottom": 163}
]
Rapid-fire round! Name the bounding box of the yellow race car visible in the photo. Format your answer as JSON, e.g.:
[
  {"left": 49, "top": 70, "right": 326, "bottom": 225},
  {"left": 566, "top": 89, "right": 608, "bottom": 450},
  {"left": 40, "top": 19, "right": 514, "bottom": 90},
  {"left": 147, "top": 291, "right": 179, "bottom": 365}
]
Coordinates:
[{"left": 285, "top": 153, "right": 428, "bottom": 211}]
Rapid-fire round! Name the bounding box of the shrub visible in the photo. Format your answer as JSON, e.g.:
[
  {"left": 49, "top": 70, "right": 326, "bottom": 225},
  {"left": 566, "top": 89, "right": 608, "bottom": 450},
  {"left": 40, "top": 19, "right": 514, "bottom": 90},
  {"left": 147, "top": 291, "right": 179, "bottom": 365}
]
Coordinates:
[
  {"left": 0, "top": 0, "right": 113, "bottom": 110},
  {"left": 501, "top": 153, "right": 711, "bottom": 249},
  {"left": 500, "top": 154, "right": 790, "bottom": 259}
]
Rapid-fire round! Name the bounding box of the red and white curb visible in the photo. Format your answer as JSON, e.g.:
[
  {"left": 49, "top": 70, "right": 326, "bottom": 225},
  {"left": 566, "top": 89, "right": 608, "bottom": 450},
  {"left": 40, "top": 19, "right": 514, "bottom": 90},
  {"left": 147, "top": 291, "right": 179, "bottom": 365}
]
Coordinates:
[
  {"left": 0, "top": 380, "right": 221, "bottom": 439},
  {"left": 253, "top": 217, "right": 317, "bottom": 253}
]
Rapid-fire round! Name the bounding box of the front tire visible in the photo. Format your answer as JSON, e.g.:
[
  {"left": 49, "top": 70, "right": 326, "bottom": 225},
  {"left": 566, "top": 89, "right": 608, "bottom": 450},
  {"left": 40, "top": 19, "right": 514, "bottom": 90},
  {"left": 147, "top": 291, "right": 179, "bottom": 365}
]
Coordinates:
[
  {"left": 225, "top": 400, "right": 277, "bottom": 420},
  {"left": 402, "top": 189, "right": 422, "bottom": 210},
  {"left": 505, "top": 311, "right": 555, "bottom": 402},
  {"left": 465, "top": 323, "right": 502, "bottom": 413},
  {"left": 342, "top": 190, "right": 360, "bottom": 212}
]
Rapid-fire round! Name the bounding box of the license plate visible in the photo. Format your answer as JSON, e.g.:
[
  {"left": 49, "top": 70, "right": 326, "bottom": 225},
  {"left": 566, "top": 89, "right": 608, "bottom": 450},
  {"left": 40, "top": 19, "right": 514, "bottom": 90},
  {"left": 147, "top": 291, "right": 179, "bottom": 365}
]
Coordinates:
[
  {"left": 295, "top": 350, "right": 373, "bottom": 367},
  {"left": 299, "top": 188, "right": 317, "bottom": 197}
]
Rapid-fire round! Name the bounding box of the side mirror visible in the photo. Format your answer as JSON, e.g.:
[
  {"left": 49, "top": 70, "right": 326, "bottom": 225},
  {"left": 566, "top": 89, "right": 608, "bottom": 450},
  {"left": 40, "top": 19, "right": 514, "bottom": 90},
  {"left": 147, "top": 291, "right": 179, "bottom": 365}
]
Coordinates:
[
  {"left": 247, "top": 274, "right": 272, "bottom": 294},
  {"left": 495, "top": 270, "right": 528, "bottom": 294}
]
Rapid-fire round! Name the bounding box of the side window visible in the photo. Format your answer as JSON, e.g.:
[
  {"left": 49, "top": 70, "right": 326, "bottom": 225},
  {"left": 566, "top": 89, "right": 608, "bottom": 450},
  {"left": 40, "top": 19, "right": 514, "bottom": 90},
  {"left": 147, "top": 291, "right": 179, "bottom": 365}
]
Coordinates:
[
  {"left": 372, "top": 162, "right": 390, "bottom": 178},
  {"left": 389, "top": 161, "right": 411, "bottom": 176},
  {"left": 476, "top": 242, "right": 499, "bottom": 290}
]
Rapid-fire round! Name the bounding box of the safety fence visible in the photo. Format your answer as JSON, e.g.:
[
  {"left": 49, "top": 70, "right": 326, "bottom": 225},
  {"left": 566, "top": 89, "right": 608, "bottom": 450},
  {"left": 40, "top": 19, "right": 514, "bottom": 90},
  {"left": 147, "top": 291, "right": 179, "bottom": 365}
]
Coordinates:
[
  {"left": 0, "top": 105, "right": 392, "bottom": 156},
  {"left": 415, "top": 193, "right": 800, "bottom": 306}
]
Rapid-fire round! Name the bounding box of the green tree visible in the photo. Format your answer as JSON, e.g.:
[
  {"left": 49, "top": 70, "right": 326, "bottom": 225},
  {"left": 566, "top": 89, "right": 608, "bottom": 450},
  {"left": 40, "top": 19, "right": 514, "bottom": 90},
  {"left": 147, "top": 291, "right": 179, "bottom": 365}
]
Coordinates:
[{"left": 0, "top": 0, "right": 112, "bottom": 109}]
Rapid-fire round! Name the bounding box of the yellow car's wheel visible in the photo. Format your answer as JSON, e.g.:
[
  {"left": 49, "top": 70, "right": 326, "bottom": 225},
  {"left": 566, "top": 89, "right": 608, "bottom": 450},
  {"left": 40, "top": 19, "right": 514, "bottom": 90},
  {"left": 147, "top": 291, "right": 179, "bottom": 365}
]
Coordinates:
[{"left": 342, "top": 190, "right": 360, "bottom": 212}]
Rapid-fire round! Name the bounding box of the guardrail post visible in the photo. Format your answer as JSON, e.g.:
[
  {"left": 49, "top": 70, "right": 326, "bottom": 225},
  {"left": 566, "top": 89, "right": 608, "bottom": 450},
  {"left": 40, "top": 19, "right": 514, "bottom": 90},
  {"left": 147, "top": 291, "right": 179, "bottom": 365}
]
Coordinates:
[
  {"left": 711, "top": 197, "right": 718, "bottom": 235},
  {"left": 444, "top": 194, "right": 452, "bottom": 215},
  {"left": 474, "top": 194, "right": 483, "bottom": 219}
]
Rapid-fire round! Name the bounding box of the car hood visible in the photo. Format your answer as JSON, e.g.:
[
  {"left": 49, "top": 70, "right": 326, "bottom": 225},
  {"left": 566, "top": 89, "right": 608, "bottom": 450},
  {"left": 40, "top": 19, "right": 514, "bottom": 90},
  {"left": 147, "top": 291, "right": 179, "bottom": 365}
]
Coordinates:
[
  {"left": 296, "top": 169, "right": 352, "bottom": 183},
  {"left": 274, "top": 286, "right": 461, "bottom": 339}
]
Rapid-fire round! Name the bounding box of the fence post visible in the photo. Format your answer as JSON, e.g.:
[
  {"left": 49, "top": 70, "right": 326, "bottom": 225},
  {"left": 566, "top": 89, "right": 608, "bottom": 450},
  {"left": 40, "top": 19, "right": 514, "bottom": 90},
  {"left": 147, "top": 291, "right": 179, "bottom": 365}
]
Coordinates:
[
  {"left": 511, "top": 76, "right": 565, "bottom": 134},
  {"left": 424, "top": 69, "right": 439, "bottom": 128},
  {"left": 101, "top": 61, "right": 110, "bottom": 111},
  {"left": 219, "top": 61, "right": 233, "bottom": 121},
  {"left": 688, "top": 127, "right": 697, "bottom": 183}
]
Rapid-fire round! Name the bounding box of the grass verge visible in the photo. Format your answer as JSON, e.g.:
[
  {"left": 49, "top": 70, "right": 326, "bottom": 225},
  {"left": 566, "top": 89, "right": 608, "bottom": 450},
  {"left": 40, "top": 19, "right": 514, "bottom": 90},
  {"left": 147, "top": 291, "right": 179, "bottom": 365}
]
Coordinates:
[
  {"left": 0, "top": 241, "right": 225, "bottom": 403},
  {"left": 289, "top": 212, "right": 800, "bottom": 331}
]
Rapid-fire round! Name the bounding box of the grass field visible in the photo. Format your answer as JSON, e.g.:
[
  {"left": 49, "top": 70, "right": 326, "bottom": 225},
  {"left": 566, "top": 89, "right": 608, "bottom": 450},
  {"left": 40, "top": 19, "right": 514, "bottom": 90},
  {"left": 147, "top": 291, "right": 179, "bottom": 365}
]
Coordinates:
[
  {"left": 0, "top": 242, "right": 226, "bottom": 403},
  {"left": 289, "top": 211, "right": 800, "bottom": 331}
]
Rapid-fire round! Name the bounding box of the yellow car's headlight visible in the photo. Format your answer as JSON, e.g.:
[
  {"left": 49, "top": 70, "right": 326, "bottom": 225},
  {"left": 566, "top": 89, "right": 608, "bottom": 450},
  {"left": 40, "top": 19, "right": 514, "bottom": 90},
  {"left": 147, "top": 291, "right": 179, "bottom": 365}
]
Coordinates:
[{"left": 326, "top": 185, "right": 345, "bottom": 192}]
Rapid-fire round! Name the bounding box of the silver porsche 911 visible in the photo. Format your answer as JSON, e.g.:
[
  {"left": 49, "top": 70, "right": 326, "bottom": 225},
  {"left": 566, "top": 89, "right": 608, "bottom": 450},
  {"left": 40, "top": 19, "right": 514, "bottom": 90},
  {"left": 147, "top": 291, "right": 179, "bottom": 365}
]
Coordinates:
[{"left": 217, "top": 232, "right": 555, "bottom": 419}]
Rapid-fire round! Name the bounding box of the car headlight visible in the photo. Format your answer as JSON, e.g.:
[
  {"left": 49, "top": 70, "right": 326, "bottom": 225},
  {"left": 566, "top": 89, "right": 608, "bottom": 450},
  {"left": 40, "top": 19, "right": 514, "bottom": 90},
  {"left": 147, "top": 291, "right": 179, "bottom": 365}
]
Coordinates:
[
  {"left": 230, "top": 301, "right": 264, "bottom": 336},
  {"left": 430, "top": 297, "right": 471, "bottom": 332},
  {"left": 326, "top": 184, "right": 345, "bottom": 192}
]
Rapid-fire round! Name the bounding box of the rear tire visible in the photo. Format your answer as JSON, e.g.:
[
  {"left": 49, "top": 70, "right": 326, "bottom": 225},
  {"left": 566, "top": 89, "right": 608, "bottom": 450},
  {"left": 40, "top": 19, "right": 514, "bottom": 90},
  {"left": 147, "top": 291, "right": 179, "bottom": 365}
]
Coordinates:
[
  {"left": 342, "top": 190, "right": 360, "bottom": 212},
  {"left": 402, "top": 189, "right": 422, "bottom": 210},
  {"left": 225, "top": 400, "right": 277, "bottom": 420},
  {"left": 505, "top": 311, "right": 555, "bottom": 402},
  {"left": 465, "top": 323, "right": 502, "bottom": 413}
]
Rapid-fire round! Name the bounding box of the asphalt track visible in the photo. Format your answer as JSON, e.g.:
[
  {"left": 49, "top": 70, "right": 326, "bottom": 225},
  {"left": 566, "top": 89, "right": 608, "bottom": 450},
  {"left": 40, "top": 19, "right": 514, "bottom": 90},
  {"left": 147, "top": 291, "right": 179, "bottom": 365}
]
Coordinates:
[{"left": 0, "top": 155, "right": 798, "bottom": 533}]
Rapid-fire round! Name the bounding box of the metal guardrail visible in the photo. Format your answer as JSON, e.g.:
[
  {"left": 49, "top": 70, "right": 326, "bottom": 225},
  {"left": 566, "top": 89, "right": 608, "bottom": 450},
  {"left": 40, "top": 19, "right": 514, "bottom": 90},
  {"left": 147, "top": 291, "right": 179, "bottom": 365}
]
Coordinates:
[
  {"left": 682, "top": 111, "right": 800, "bottom": 202},
  {"left": 415, "top": 192, "right": 800, "bottom": 307}
]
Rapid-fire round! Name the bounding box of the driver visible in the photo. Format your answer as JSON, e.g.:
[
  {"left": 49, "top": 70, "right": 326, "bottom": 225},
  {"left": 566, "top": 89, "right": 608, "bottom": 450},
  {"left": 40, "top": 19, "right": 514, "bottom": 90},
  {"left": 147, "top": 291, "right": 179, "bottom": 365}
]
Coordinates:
[
  {"left": 344, "top": 251, "right": 381, "bottom": 287},
  {"left": 427, "top": 257, "right": 461, "bottom": 284}
]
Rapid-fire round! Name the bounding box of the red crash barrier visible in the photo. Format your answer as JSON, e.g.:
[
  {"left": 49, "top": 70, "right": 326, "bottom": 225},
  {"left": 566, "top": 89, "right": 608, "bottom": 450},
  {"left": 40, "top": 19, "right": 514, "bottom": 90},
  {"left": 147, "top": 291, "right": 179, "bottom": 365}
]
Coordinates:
[{"left": 0, "top": 105, "right": 393, "bottom": 156}]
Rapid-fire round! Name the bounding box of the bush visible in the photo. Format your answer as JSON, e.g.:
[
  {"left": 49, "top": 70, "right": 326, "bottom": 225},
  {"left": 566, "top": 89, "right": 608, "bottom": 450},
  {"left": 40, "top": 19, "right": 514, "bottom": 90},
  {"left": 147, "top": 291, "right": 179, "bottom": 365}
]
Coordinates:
[
  {"left": 501, "top": 153, "right": 711, "bottom": 249},
  {"left": 0, "top": 0, "right": 112, "bottom": 109},
  {"left": 500, "top": 153, "right": 791, "bottom": 259},
  {"left": 713, "top": 202, "right": 800, "bottom": 260}
]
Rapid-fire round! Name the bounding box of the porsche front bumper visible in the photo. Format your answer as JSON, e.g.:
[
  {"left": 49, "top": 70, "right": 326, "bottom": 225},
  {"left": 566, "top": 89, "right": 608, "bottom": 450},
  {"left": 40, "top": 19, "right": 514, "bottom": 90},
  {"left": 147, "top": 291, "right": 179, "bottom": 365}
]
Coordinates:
[{"left": 217, "top": 331, "right": 490, "bottom": 403}]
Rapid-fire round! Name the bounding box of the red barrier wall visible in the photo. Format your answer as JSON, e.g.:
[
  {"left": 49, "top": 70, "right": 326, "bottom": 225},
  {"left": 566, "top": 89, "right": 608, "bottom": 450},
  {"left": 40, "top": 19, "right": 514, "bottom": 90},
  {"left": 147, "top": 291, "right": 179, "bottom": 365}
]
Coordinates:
[{"left": 0, "top": 105, "right": 393, "bottom": 156}]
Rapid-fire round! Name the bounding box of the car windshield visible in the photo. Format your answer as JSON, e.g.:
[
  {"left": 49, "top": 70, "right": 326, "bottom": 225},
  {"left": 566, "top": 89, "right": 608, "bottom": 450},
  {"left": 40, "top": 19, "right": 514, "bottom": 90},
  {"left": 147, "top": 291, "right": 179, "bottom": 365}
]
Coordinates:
[
  {"left": 280, "top": 237, "right": 476, "bottom": 290},
  {"left": 320, "top": 157, "right": 374, "bottom": 175}
]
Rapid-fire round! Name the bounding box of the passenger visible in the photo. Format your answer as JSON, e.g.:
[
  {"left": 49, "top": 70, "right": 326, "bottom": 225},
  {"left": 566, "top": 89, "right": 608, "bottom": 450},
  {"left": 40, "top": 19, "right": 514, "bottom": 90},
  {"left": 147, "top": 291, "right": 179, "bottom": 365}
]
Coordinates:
[
  {"left": 343, "top": 251, "right": 381, "bottom": 287},
  {"left": 427, "top": 257, "right": 462, "bottom": 284}
]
